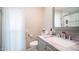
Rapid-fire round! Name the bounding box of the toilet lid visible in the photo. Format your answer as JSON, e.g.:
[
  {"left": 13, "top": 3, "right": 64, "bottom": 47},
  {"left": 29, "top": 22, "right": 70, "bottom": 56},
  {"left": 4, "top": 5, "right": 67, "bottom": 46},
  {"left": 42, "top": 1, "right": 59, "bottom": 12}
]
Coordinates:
[{"left": 30, "top": 41, "right": 38, "bottom": 46}]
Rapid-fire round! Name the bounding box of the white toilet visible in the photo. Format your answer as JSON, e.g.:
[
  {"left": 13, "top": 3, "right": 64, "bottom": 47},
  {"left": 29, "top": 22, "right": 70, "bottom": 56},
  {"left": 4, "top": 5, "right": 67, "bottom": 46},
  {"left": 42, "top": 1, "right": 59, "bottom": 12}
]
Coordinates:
[
  {"left": 26, "top": 33, "right": 38, "bottom": 51},
  {"left": 27, "top": 41, "right": 38, "bottom": 51}
]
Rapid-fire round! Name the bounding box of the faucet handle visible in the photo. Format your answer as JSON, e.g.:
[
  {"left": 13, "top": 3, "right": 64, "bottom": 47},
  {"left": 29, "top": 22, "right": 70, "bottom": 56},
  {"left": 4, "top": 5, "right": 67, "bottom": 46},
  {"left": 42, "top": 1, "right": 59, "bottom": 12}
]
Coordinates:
[
  {"left": 56, "top": 33, "right": 60, "bottom": 37},
  {"left": 68, "top": 35, "right": 72, "bottom": 40}
]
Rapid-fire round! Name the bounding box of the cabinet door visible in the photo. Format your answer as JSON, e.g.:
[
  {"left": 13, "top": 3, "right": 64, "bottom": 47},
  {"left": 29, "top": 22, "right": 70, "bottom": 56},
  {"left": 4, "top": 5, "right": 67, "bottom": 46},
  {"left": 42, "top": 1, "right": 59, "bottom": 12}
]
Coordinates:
[
  {"left": 46, "top": 44, "right": 59, "bottom": 51},
  {"left": 46, "top": 46, "right": 53, "bottom": 51},
  {"left": 38, "top": 39, "right": 47, "bottom": 51}
]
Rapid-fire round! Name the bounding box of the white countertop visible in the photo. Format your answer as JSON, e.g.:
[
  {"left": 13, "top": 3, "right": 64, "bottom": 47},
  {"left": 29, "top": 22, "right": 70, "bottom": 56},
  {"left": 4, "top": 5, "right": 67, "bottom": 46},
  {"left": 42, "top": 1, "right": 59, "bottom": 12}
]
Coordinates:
[{"left": 38, "top": 35, "right": 79, "bottom": 51}]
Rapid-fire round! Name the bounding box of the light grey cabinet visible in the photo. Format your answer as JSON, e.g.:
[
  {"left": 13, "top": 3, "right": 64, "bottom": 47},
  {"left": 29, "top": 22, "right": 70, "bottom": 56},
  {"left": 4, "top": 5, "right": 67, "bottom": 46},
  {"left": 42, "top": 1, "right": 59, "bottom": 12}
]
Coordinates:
[
  {"left": 38, "top": 39, "right": 47, "bottom": 51},
  {"left": 46, "top": 46, "right": 53, "bottom": 51},
  {"left": 37, "top": 38, "right": 58, "bottom": 51}
]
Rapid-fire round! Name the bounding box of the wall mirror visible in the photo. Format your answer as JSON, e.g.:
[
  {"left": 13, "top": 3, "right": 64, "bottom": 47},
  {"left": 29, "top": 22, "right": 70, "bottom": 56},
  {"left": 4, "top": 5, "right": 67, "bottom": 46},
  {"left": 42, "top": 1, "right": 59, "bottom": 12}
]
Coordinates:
[{"left": 54, "top": 7, "right": 79, "bottom": 28}]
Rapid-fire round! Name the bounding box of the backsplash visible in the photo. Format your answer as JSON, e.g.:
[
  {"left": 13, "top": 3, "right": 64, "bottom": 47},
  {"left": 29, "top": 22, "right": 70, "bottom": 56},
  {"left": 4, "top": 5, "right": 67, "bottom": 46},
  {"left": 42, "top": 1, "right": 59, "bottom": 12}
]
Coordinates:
[{"left": 55, "top": 29, "right": 79, "bottom": 41}]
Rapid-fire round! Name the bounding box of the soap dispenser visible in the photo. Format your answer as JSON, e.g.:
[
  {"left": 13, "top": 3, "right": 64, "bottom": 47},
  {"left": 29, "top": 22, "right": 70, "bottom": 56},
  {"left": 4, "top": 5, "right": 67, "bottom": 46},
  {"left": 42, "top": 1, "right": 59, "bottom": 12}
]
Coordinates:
[
  {"left": 49, "top": 28, "right": 56, "bottom": 35},
  {"left": 41, "top": 28, "right": 49, "bottom": 35},
  {"left": 49, "top": 28, "right": 53, "bottom": 35}
]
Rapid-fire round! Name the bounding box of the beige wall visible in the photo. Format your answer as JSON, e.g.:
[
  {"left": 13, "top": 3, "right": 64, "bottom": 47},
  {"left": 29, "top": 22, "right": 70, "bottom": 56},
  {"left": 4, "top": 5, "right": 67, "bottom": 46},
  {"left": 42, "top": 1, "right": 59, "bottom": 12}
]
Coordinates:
[
  {"left": 43, "top": 7, "right": 53, "bottom": 31},
  {"left": 24, "top": 7, "right": 44, "bottom": 48},
  {"left": 24, "top": 7, "right": 54, "bottom": 48}
]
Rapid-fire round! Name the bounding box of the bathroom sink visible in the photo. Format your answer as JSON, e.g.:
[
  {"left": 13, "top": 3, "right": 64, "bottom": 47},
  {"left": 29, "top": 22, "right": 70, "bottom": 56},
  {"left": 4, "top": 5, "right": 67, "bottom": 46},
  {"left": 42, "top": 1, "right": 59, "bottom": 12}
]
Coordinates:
[
  {"left": 42, "top": 34, "right": 53, "bottom": 38},
  {"left": 46, "top": 36, "right": 78, "bottom": 47}
]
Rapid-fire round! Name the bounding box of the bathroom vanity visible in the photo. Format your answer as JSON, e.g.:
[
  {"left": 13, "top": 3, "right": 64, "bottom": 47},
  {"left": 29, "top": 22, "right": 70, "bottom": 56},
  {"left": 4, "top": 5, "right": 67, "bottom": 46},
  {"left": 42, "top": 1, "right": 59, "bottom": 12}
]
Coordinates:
[
  {"left": 37, "top": 35, "right": 79, "bottom": 51},
  {"left": 37, "top": 35, "right": 58, "bottom": 51}
]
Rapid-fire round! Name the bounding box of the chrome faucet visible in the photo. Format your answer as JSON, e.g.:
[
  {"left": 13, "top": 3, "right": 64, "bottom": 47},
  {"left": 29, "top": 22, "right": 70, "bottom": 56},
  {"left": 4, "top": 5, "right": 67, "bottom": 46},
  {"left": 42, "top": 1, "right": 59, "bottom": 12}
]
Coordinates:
[
  {"left": 61, "top": 32, "right": 67, "bottom": 39},
  {"left": 68, "top": 35, "right": 72, "bottom": 40}
]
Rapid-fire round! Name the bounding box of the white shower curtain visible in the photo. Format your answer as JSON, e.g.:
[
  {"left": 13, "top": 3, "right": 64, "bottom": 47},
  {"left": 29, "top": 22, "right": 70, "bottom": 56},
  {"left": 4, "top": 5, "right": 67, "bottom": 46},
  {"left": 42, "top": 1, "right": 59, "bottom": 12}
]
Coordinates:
[{"left": 2, "top": 8, "right": 26, "bottom": 51}]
